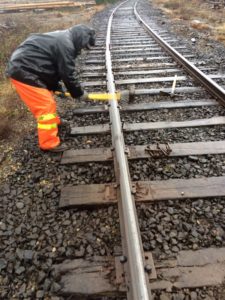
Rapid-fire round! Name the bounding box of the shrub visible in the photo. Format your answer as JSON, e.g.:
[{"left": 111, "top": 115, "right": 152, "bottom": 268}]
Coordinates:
[
  {"left": 95, "top": 0, "right": 117, "bottom": 4},
  {"left": 164, "top": 0, "right": 180, "bottom": 10}
]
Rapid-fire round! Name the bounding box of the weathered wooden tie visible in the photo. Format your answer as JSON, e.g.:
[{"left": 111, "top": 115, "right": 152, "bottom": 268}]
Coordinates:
[
  {"left": 54, "top": 247, "right": 225, "bottom": 297},
  {"left": 60, "top": 176, "right": 225, "bottom": 207},
  {"left": 83, "top": 73, "right": 225, "bottom": 87},
  {"left": 73, "top": 99, "right": 217, "bottom": 115},
  {"left": 70, "top": 116, "right": 225, "bottom": 135},
  {"left": 61, "top": 141, "right": 225, "bottom": 164}
]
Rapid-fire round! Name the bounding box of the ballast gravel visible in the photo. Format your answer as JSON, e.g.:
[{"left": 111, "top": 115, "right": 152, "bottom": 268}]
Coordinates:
[
  {"left": 137, "top": 198, "right": 225, "bottom": 258},
  {"left": 129, "top": 154, "right": 225, "bottom": 181}
]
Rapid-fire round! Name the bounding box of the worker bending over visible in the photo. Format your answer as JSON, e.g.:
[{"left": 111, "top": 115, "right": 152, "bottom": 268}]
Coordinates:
[{"left": 7, "top": 25, "right": 95, "bottom": 152}]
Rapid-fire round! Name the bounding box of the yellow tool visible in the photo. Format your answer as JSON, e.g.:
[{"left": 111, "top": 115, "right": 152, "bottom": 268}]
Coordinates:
[
  {"left": 55, "top": 91, "right": 71, "bottom": 97},
  {"left": 88, "top": 92, "right": 121, "bottom": 101},
  {"left": 55, "top": 91, "right": 121, "bottom": 101}
]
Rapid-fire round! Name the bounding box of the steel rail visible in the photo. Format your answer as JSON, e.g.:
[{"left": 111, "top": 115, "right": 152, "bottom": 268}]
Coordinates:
[
  {"left": 134, "top": 1, "right": 225, "bottom": 106},
  {"left": 105, "top": 1, "right": 152, "bottom": 299}
]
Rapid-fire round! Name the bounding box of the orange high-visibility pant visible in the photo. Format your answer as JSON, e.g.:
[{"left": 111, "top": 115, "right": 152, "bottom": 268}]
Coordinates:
[{"left": 11, "top": 79, "right": 61, "bottom": 150}]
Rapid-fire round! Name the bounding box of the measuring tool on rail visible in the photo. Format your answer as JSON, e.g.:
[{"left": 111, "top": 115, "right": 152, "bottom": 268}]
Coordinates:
[{"left": 55, "top": 91, "right": 122, "bottom": 101}]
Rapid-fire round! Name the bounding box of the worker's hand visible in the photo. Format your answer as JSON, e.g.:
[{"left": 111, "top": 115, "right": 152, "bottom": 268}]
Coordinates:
[
  {"left": 54, "top": 82, "right": 66, "bottom": 96},
  {"left": 55, "top": 91, "right": 66, "bottom": 98},
  {"left": 80, "top": 91, "right": 89, "bottom": 101}
]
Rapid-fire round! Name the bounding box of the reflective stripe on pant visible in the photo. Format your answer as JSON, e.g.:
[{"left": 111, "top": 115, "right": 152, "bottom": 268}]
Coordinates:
[{"left": 11, "top": 79, "right": 60, "bottom": 150}]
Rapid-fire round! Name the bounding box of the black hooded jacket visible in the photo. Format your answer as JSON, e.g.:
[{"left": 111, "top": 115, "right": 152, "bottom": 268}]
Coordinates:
[{"left": 7, "top": 25, "right": 95, "bottom": 98}]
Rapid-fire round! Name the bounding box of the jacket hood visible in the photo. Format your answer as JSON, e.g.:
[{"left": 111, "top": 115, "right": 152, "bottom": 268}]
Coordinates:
[{"left": 69, "top": 24, "right": 95, "bottom": 52}]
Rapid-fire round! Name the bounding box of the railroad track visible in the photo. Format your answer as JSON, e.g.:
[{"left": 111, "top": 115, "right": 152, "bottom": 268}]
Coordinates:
[{"left": 54, "top": 0, "right": 225, "bottom": 299}]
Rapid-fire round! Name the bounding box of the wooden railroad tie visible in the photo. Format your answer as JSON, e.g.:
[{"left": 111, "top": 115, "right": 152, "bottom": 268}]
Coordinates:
[
  {"left": 60, "top": 176, "right": 225, "bottom": 207},
  {"left": 54, "top": 247, "right": 225, "bottom": 297}
]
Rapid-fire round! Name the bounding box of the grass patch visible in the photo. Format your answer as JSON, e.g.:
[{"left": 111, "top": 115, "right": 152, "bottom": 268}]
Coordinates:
[
  {"left": 216, "top": 23, "right": 225, "bottom": 42},
  {"left": 0, "top": 15, "right": 46, "bottom": 142},
  {"left": 152, "top": 0, "right": 225, "bottom": 44},
  {"left": 95, "top": 0, "right": 117, "bottom": 4},
  {"left": 153, "top": 0, "right": 213, "bottom": 21},
  {"left": 0, "top": 81, "right": 29, "bottom": 140},
  {"left": 163, "top": 1, "right": 180, "bottom": 10}
]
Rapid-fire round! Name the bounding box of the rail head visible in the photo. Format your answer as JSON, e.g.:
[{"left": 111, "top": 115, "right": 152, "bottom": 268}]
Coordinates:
[{"left": 105, "top": 1, "right": 153, "bottom": 300}]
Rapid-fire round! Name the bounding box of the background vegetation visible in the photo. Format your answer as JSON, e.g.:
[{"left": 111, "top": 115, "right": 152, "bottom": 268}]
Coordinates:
[
  {"left": 0, "top": 15, "right": 39, "bottom": 140},
  {"left": 152, "top": 0, "right": 225, "bottom": 43},
  {"left": 95, "top": 0, "right": 117, "bottom": 4}
]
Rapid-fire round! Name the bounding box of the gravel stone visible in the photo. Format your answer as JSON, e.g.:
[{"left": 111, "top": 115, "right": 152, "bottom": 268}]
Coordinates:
[
  {"left": 172, "top": 246, "right": 179, "bottom": 253},
  {"left": 16, "top": 201, "right": 24, "bottom": 209},
  {"left": 190, "top": 291, "right": 198, "bottom": 300},
  {"left": 15, "top": 266, "right": 25, "bottom": 275},
  {"left": 168, "top": 207, "right": 174, "bottom": 214},
  {"left": 51, "top": 282, "right": 61, "bottom": 293},
  {"left": 43, "top": 278, "right": 51, "bottom": 291},
  {"left": 0, "top": 222, "right": 6, "bottom": 231},
  {"left": 38, "top": 271, "right": 46, "bottom": 284},
  {"left": 160, "top": 294, "right": 171, "bottom": 300},
  {"left": 16, "top": 248, "right": 24, "bottom": 260},
  {"left": 2, "top": 184, "right": 10, "bottom": 194},
  {"left": 0, "top": 258, "right": 7, "bottom": 271},
  {"left": 173, "top": 294, "right": 185, "bottom": 300},
  {"left": 18, "top": 283, "right": 26, "bottom": 295},
  {"left": 36, "top": 290, "right": 45, "bottom": 298}
]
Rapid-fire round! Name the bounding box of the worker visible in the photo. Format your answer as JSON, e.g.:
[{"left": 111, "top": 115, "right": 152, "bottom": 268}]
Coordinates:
[{"left": 6, "top": 24, "right": 95, "bottom": 152}]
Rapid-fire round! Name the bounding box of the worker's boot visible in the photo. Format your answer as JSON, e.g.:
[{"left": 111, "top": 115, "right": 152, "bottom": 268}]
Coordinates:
[{"left": 48, "top": 143, "right": 69, "bottom": 153}]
